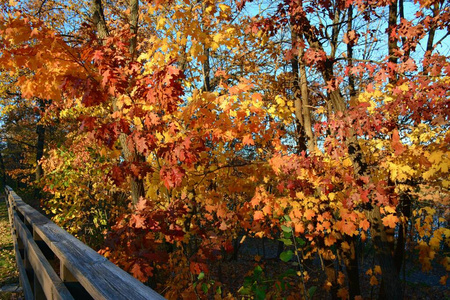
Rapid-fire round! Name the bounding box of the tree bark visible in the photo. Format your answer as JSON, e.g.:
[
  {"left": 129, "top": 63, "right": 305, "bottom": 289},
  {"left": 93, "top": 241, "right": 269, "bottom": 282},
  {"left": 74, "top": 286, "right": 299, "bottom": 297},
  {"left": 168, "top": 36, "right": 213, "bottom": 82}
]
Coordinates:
[
  {"left": 290, "top": 29, "right": 307, "bottom": 154},
  {"left": 0, "top": 150, "right": 6, "bottom": 189},
  {"left": 34, "top": 123, "right": 45, "bottom": 199},
  {"left": 35, "top": 124, "right": 45, "bottom": 183},
  {"left": 34, "top": 99, "right": 46, "bottom": 200},
  {"left": 344, "top": 236, "right": 361, "bottom": 298},
  {"left": 347, "top": 5, "right": 357, "bottom": 103},
  {"left": 91, "top": 0, "right": 145, "bottom": 205}
]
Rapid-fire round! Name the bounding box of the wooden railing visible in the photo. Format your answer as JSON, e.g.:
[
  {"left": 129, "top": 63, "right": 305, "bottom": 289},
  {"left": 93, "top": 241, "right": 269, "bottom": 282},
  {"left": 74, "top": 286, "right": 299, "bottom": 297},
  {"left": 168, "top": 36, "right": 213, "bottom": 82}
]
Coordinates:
[{"left": 4, "top": 186, "right": 165, "bottom": 300}]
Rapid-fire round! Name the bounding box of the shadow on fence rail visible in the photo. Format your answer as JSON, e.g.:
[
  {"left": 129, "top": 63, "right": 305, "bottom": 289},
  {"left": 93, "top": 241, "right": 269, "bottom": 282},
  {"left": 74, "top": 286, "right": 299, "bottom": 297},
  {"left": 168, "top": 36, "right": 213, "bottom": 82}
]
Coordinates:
[{"left": 4, "top": 186, "right": 165, "bottom": 300}]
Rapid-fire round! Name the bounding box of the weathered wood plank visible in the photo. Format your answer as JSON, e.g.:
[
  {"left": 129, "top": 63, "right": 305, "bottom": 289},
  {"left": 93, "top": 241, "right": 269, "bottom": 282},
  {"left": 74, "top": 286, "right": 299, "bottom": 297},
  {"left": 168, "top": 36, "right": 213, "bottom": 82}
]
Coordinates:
[
  {"left": 14, "top": 214, "right": 75, "bottom": 300},
  {"left": 13, "top": 197, "right": 50, "bottom": 226},
  {"left": 5, "top": 186, "right": 166, "bottom": 300},
  {"left": 5, "top": 196, "right": 34, "bottom": 300}
]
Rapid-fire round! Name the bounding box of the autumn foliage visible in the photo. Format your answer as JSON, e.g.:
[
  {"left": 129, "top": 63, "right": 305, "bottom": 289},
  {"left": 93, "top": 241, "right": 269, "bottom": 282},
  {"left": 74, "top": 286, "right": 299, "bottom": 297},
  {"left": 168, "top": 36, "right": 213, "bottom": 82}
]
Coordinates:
[{"left": 0, "top": 0, "right": 449, "bottom": 299}]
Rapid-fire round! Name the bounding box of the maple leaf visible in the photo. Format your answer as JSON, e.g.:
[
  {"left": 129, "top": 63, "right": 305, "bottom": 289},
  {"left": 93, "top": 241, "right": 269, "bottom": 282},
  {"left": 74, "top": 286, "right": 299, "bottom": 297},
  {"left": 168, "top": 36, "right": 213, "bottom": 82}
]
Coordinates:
[
  {"left": 242, "top": 134, "right": 255, "bottom": 145},
  {"left": 219, "top": 221, "right": 228, "bottom": 230},
  {"left": 160, "top": 166, "right": 185, "bottom": 189},
  {"left": 343, "top": 30, "right": 359, "bottom": 45},
  {"left": 130, "top": 262, "right": 153, "bottom": 282},
  {"left": 359, "top": 219, "right": 370, "bottom": 231},
  {"left": 324, "top": 235, "right": 336, "bottom": 246},
  {"left": 254, "top": 210, "right": 264, "bottom": 221},
  {"left": 92, "top": 50, "right": 104, "bottom": 62},
  {"left": 189, "top": 262, "right": 208, "bottom": 275},
  {"left": 304, "top": 209, "right": 315, "bottom": 221},
  {"left": 370, "top": 275, "right": 379, "bottom": 286},
  {"left": 374, "top": 265, "right": 382, "bottom": 275},
  {"left": 440, "top": 275, "right": 448, "bottom": 285},
  {"left": 391, "top": 129, "right": 405, "bottom": 156},
  {"left": 342, "top": 222, "right": 357, "bottom": 236},
  {"left": 337, "top": 288, "right": 349, "bottom": 299},
  {"left": 382, "top": 214, "right": 399, "bottom": 229}
]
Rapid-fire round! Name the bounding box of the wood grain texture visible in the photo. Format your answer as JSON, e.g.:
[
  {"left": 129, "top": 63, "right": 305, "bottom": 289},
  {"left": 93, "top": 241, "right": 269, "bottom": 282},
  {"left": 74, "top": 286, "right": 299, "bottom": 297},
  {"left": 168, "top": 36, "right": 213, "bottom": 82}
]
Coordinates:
[
  {"left": 14, "top": 213, "right": 74, "bottom": 300},
  {"left": 5, "top": 186, "right": 165, "bottom": 300},
  {"left": 5, "top": 196, "right": 34, "bottom": 300}
]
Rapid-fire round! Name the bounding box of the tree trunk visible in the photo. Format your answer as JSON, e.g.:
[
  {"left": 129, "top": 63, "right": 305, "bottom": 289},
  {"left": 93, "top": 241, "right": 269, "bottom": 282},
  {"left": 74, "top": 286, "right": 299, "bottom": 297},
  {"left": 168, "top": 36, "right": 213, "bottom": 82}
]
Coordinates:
[
  {"left": 290, "top": 29, "right": 307, "bottom": 154},
  {"left": 367, "top": 206, "right": 403, "bottom": 300},
  {"left": 91, "top": 0, "right": 145, "bottom": 205},
  {"left": 0, "top": 150, "right": 6, "bottom": 189},
  {"left": 34, "top": 123, "right": 45, "bottom": 199},
  {"left": 344, "top": 235, "right": 361, "bottom": 298},
  {"left": 347, "top": 5, "right": 357, "bottom": 103},
  {"left": 35, "top": 126, "right": 45, "bottom": 182}
]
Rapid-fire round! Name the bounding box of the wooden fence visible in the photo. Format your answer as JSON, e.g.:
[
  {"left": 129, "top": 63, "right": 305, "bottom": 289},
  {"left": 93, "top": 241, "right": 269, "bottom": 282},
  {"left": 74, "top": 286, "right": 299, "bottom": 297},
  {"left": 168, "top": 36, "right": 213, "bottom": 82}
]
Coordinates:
[{"left": 4, "top": 186, "right": 165, "bottom": 300}]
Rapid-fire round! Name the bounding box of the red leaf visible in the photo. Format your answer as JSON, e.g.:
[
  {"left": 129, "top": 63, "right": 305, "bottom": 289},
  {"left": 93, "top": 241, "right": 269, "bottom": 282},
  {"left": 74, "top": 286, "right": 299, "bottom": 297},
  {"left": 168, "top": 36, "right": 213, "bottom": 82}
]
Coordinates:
[
  {"left": 160, "top": 166, "right": 185, "bottom": 189},
  {"left": 391, "top": 129, "right": 405, "bottom": 155}
]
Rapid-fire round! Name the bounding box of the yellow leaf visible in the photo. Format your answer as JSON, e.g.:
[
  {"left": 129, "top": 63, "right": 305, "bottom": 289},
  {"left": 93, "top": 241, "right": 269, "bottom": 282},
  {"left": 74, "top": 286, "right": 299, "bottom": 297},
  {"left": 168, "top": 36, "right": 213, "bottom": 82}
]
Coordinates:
[
  {"left": 157, "top": 17, "right": 166, "bottom": 29},
  {"left": 219, "top": 4, "right": 230, "bottom": 11},
  {"left": 399, "top": 83, "right": 409, "bottom": 92},
  {"left": 370, "top": 275, "right": 378, "bottom": 285},
  {"left": 275, "top": 95, "right": 285, "bottom": 107},
  {"left": 343, "top": 158, "right": 352, "bottom": 167},
  {"left": 213, "top": 33, "right": 223, "bottom": 43}
]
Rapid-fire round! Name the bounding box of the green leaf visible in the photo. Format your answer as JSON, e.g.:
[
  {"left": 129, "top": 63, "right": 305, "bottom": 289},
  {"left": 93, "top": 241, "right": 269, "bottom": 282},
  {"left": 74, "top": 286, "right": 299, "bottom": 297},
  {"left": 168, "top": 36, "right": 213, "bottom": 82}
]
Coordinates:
[
  {"left": 253, "top": 265, "right": 263, "bottom": 279},
  {"left": 197, "top": 271, "right": 205, "bottom": 280},
  {"left": 280, "top": 250, "right": 293, "bottom": 262},
  {"left": 279, "top": 238, "right": 293, "bottom": 246},
  {"left": 296, "top": 237, "right": 306, "bottom": 247},
  {"left": 238, "top": 286, "right": 251, "bottom": 295},
  {"left": 280, "top": 268, "right": 296, "bottom": 279},
  {"left": 255, "top": 287, "right": 266, "bottom": 300},
  {"left": 308, "top": 286, "right": 317, "bottom": 298},
  {"left": 201, "top": 283, "right": 208, "bottom": 294},
  {"left": 281, "top": 225, "right": 291, "bottom": 232}
]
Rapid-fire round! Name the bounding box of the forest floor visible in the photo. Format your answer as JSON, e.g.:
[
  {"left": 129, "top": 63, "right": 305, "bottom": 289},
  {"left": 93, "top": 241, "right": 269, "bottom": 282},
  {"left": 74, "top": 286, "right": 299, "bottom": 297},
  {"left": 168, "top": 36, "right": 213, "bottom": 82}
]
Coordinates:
[{"left": 0, "top": 196, "right": 23, "bottom": 300}]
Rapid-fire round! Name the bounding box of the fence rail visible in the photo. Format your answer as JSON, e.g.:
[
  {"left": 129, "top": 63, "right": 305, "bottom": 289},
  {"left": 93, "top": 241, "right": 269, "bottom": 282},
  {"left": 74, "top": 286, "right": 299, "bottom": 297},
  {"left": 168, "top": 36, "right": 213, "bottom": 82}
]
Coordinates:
[{"left": 4, "top": 186, "right": 165, "bottom": 300}]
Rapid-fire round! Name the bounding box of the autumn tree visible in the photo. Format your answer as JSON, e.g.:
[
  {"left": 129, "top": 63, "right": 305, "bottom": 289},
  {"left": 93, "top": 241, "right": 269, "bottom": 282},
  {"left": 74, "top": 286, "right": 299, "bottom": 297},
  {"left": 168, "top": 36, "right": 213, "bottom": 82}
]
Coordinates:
[
  {"left": 239, "top": 0, "right": 450, "bottom": 298},
  {"left": 1, "top": 0, "right": 449, "bottom": 299}
]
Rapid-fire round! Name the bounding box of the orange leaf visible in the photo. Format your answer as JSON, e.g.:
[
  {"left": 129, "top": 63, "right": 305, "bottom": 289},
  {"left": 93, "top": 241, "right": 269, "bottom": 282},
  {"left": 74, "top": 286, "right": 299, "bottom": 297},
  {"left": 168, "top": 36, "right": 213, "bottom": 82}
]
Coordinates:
[
  {"left": 254, "top": 210, "right": 264, "bottom": 220},
  {"left": 251, "top": 93, "right": 262, "bottom": 102},
  {"left": 337, "top": 287, "right": 348, "bottom": 299},
  {"left": 337, "top": 271, "right": 345, "bottom": 285},
  {"left": 294, "top": 222, "right": 305, "bottom": 234},
  {"left": 374, "top": 265, "right": 382, "bottom": 275},
  {"left": 325, "top": 235, "right": 336, "bottom": 246},
  {"left": 359, "top": 219, "right": 370, "bottom": 231},
  {"left": 304, "top": 209, "right": 315, "bottom": 220},
  {"left": 242, "top": 134, "right": 254, "bottom": 145},
  {"left": 262, "top": 204, "right": 272, "bottom": 215},
  {"left": 382, "top": 214, "right": 399, "bottom": 229},
  {"left": 219, "top": 221, "right": 228, "bottom": 230},
  {"left": 342, "top": 222, "right": 357, "bottom": 236}
]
